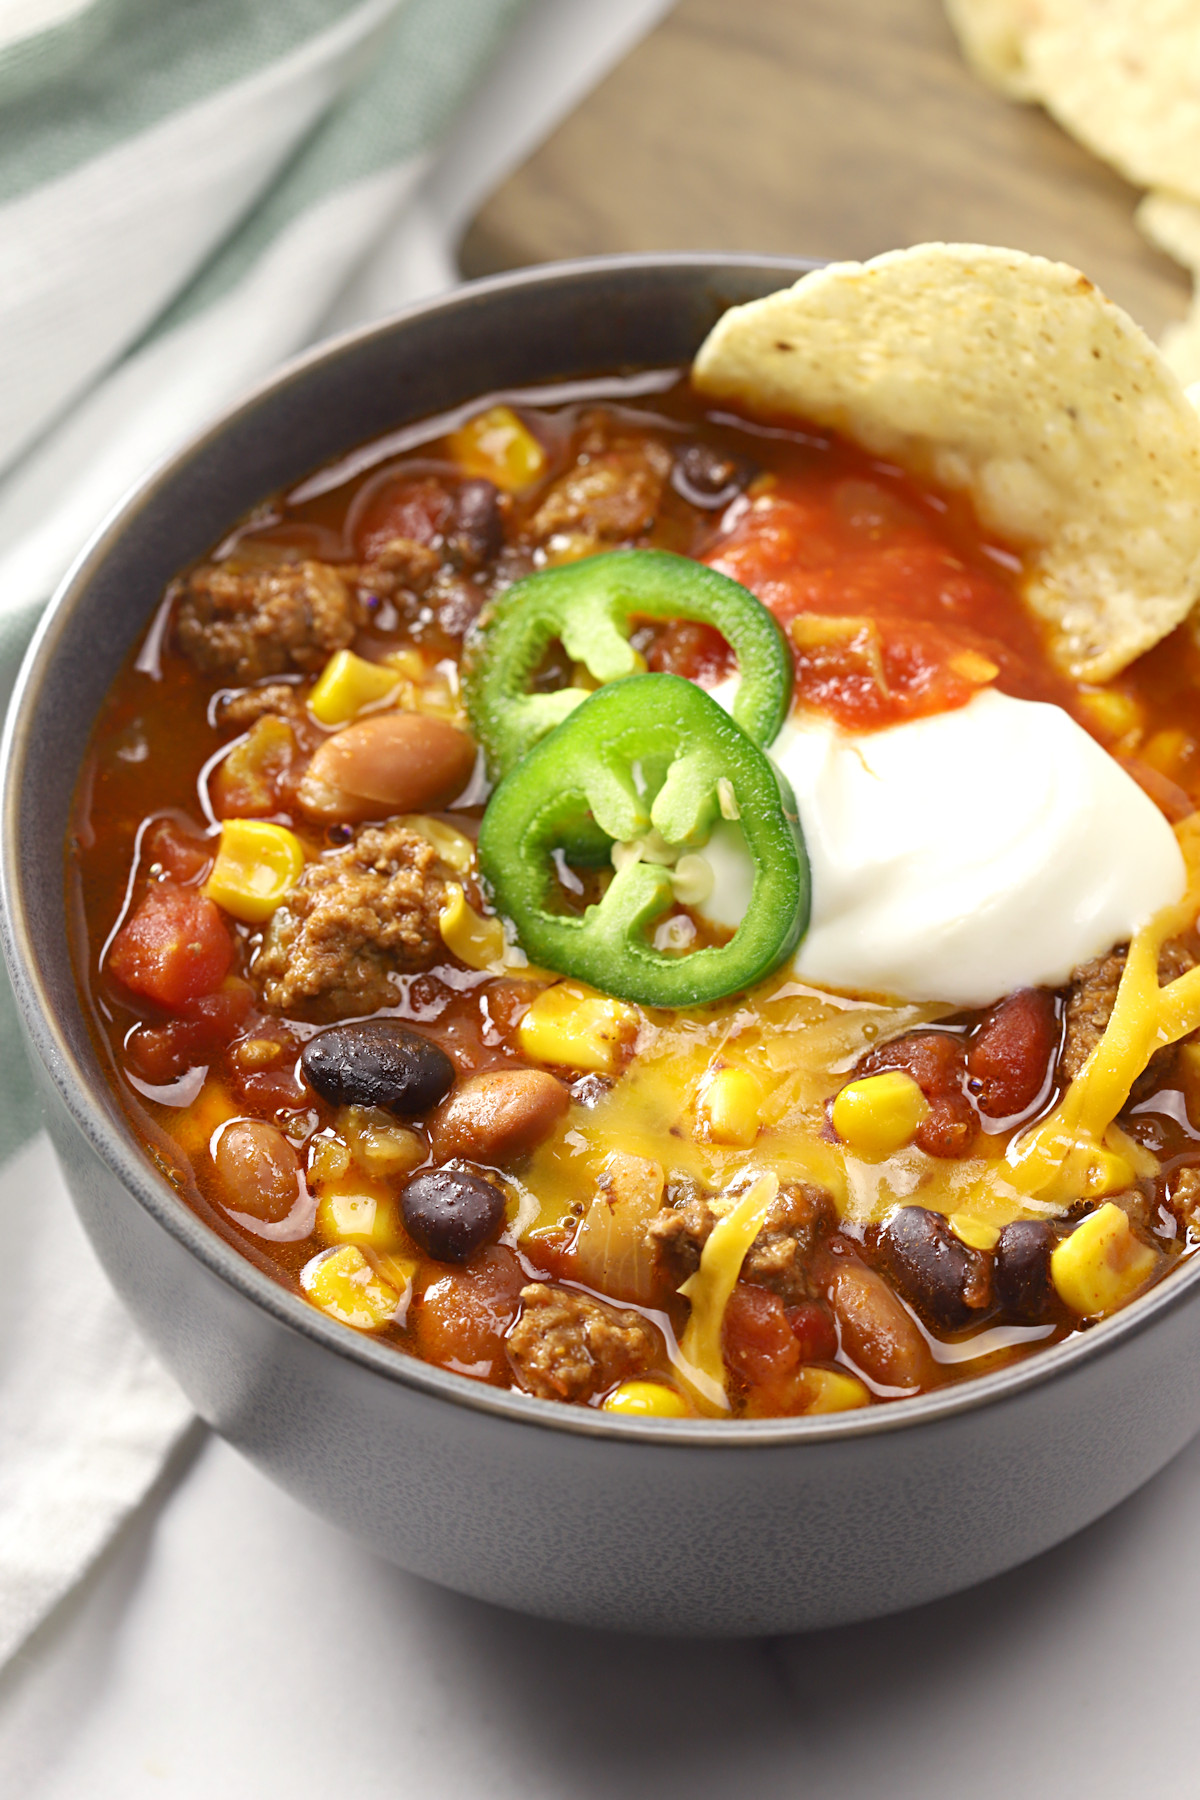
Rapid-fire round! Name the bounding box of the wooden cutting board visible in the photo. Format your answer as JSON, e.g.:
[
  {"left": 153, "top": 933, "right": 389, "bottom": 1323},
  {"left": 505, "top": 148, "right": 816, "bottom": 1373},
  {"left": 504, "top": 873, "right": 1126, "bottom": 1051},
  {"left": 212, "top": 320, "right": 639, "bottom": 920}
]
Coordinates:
[{"left": 461, "top": 0, "right": 1189, "bottom": 341}]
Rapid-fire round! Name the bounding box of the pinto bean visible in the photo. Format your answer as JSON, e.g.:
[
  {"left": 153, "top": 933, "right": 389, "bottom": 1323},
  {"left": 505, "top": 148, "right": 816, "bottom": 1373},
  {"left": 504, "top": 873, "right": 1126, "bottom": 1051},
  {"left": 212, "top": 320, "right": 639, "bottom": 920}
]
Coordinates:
[
  {"left": 994, "top": 1219, "right": 1057, "bottom": 1323},
  {"left": 827, "top": 1259, "right": 933, "bottom": 1392},
  {"left": 966, "top": 988, "right": 1059, "bottom": 1119},
  {"left": 415, "top": 1243, "right": 525, "bottom": 1380},
  {"left": 429, "top": 1067, "right": 568, "bottom": 1167},
  {"left": 213, "top": 1119, "right": 301, "bottom": 1223},
  {"left": 876, "top": 1205, "right": 991, "bottom": 1332},
  {"left": 298, "top": 711, "right": 475, "bottom": 823}
]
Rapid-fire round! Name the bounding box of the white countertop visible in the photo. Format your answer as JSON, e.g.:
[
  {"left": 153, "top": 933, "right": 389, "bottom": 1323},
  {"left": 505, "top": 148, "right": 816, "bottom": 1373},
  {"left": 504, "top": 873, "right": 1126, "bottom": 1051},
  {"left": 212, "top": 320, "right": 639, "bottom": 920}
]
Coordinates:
[{"left": 3, "top": 1415, "right": 1199, "bottom": 1797}]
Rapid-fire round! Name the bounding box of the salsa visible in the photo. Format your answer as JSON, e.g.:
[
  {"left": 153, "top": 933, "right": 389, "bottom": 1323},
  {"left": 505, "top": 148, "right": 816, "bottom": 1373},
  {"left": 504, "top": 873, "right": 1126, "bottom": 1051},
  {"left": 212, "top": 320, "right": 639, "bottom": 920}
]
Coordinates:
[{"left": 69, "top": 372, "right": 1200, "bottom": 1419}]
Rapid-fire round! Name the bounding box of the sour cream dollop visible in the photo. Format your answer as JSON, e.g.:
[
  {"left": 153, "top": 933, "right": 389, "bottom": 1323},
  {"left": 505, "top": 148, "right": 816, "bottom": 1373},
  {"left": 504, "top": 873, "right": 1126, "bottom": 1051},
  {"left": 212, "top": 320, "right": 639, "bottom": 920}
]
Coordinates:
[{"left": 703, "top": 681, "right": 1185, "bottom": 1007}]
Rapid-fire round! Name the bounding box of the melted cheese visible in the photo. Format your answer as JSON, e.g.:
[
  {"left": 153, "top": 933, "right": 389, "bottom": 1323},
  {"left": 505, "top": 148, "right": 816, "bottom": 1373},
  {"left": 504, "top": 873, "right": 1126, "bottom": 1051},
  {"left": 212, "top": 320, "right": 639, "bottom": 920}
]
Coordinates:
[
  {"left": 1002, "top": 815, "right": 1200, "bottom": 1205},
  {"left": 675, "top": 1171, "right": 779, "bottom": 1413}
]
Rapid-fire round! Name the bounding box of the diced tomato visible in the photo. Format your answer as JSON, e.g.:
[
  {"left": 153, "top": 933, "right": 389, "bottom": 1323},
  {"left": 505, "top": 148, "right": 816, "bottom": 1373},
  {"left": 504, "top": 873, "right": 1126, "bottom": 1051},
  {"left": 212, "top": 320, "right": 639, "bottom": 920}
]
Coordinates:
[
  {"left": 723, "top": 1282, "right": 801, "bottom": 1404},
  {"left": 785, "top": 1300, "right": 839, "bottom": 1364},
  {"left": 966, "top": 988, "right": 1059, "bottom": 1120},
  {"left": 859, "top": 1030, "right": 975, "bottom": 1158},
  {"left": 704, "top": 475, "right": 1066, "bottom": 730},
  {"left": 143, "top": 816, "right": 213, "bottom": 884},
  {"left": 352, "top": 475, "right": 454, "bottom": 562},
  {"left": 109, "top": 882, "right": 234, "bottom": 1010},
  {"left": 642, "top": 618, "right": 734, "bottom": 686},
  {"left": 125, "top": 978, "right": 253, "bottom": 1084}
]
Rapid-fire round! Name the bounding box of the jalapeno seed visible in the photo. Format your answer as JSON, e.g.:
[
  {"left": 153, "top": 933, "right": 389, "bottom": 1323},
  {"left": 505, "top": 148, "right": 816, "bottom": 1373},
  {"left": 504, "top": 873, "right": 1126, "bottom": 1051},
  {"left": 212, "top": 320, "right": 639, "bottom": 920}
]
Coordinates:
[
  {"left": 301, "top": 1020, "right": 455, "bottom": 1115},
  {"left": 400, "top": 1167, "right": 506, "bottom": 1263}
]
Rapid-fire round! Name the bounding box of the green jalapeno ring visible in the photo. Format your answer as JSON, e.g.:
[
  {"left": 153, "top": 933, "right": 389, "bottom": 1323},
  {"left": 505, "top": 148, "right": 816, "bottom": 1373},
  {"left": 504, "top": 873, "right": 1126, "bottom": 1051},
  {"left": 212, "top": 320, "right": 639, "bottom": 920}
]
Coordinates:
[
  {"left": 463, "top": 548, "right": 793, "bottom": 781},
  {"left": 477, "top": 673, "right": 809, "bottom": 1009}
]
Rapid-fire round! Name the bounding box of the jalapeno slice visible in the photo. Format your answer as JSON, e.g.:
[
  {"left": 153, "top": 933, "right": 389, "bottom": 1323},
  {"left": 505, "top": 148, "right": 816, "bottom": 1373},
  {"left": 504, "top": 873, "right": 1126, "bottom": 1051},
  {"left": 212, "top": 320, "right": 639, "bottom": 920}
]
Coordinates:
[
  {"left": 477, "top": 673, "right": 809, "bottom": 1008},
  {"left": 463, "top": 548, "right": 793, "bottom": 779}
]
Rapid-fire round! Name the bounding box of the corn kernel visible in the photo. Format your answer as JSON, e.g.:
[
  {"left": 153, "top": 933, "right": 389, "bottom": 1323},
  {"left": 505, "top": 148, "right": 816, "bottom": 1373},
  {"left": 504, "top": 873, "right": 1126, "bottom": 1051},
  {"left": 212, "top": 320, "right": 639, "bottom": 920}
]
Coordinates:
[
  {"left": 517, "top": 981, "right": 638, "bottom": 1073},
  {"left": 308, "top": 649, "right": 400, "bottom": 727},
  {"left": 439, "top": 882, "right": 505, "bottom": 971},
  {"left": 203, "top": 819, "right": 304, "bottom": 924},
  {"left": 697, "top": 1066, "right": 764, "bottom": 1148},
  {"left": 301, "top": 1245, "right": 400, "bottom": 1329},
  {"left": 795, "top": 1367, "right": 871, "bottom": 1414},
  {"left": 383, "top": 648, "right": 426, "bottom": 683},
  {"left": 216, "top": 715, "right": 295, "bottom": 815},
  {"left": 308, "top": 1134, "right": 351, "bottom": 1183},
  {"left": 338, "top": 1105, "right": 424, "bottom": 1178},
  {"left": 402, "top": 815, "right": 475, "bottom": 875},
  {"left": 1077, "top": 687, "right": 1143, "bottom": 743},
  {"left": 1142, "top": 728, "right": 1195, "bottom": 781},
  {"left": 231, "top": 1036, "right": 283, "bottom": 1071},
  {"left": 374, "top": 1250, "right": 419, "bottom": 1293},
  {"left": 448, "top": 404, "right": 545, "bottom": 492},
  {"left": 315, "top": 1187, "right": 406, "bottom": 1251},
  {"left": 831, "top": 1071, "right": 931, "bottom": 1158},
  {"left": 603, "top": 1380, "right": 692, "bottom": 1418},
  {"left": 174, "top": 1080, "right": 239, "bottom": 1158},
  {"left": 1050, "top": 1201, "right": 1159, "bottom": 1317},
  {"left": 949, "top": 1212, "right": 1001, "bottom": 1252}
]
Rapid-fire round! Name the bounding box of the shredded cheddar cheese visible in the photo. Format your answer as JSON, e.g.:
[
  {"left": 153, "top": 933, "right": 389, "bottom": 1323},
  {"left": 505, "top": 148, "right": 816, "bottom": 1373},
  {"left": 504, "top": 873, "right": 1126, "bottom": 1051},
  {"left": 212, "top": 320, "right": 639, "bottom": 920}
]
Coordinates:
[
  {"left": 1003, "top": 815, "right": 1200, "bottom": 1206},
  {"left": 675, "top": 1171, "right": 779, "bottom": 1413}
]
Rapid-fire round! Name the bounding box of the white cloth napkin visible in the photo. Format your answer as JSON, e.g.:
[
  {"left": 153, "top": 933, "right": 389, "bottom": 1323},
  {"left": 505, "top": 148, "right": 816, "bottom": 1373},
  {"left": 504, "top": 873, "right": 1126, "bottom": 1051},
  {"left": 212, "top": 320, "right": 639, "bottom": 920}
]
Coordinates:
[{"left": 0, "top": 0, "right": 673, "bottom": 1670}]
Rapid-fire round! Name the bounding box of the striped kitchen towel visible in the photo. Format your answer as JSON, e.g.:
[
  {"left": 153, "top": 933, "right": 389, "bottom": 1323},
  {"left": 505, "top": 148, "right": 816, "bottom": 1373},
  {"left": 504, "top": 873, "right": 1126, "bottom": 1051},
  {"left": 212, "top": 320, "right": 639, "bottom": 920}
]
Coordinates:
[{"left": 0, "top": 0, "right": 531, "bottom": 1669}]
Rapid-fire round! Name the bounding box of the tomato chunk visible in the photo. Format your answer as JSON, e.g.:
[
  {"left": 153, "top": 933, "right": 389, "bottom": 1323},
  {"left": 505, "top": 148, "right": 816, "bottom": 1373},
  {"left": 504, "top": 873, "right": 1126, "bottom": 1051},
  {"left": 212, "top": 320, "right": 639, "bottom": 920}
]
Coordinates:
[
  {"left": 723, "top": 1282, "right": 801, "bottom": 1407},
  {"left": 109, "top": 882, "right": 234, "bottom": 1009},
  {"left": 352, "top": 475, "right": 453, "bottom": 562},
  {"left": 704, "top": 475, "right": 1064, "bottom": 730},
  {"left": 125, "top": 979, "right": 254, "bottom": 1084},
  {"left": 967, "top": 988, "right": 1059, "bottom": 1119},
  {"left": 859, "top": 1030, "right": 974, "bottom": 1158}
]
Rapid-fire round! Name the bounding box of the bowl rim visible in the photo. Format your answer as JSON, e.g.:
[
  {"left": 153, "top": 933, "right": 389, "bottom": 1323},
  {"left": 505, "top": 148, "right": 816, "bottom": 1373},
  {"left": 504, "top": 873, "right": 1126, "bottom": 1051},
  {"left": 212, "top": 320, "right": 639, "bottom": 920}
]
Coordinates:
[{"left": 4, "top": 247, "right": 1199, "bottom": 1449}]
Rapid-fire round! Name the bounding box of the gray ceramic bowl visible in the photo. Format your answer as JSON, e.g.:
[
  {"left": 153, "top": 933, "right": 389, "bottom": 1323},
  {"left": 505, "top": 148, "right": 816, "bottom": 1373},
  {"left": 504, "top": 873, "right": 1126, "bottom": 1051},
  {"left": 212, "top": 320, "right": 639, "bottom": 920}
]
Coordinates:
[{"left": 4, "top": 254, "right": 1200, "bottom": 1638}]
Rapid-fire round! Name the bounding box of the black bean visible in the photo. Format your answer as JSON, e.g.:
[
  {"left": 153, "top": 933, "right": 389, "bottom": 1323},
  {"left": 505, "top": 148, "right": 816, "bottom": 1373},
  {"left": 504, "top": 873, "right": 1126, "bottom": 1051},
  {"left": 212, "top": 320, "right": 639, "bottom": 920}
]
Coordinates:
[
  {"left": 994, "top": 1220, "right": 1057, "bottom": 1323},
  {"left": 875, "top": 1205, "right": 992, "bottom": 1333},
  {"left": 401, "top": 1167, "right": 506, "bottom": 1263},
  {"left": 671, "top": 442, "right": 757, "bottom": 510},
  {"left": 300, "top": 1021, "right": 454, "bottom": 1115},
  {"left": 449, "top": 479, "right": 503, "bottom": 568}
]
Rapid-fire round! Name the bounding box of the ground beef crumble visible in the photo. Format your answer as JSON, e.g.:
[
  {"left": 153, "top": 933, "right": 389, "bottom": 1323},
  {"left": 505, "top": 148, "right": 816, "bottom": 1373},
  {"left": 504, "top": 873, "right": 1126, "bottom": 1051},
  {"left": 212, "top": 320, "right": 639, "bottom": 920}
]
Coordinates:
[
  {"left": 646, "top": 1175, "right": 835, "bottom": 1306},
  {"left": 175, "top": 560, "right": 361, "bottom": 682},
  {"left": 252, "top": 822, "right": 447, "bottom": 1018},
  {"left": 1062, "top": 941, "right": 1196, "bottom": 1082},
  {"left": 527, "top": 415, "right": 671, "bottom": 549},
  {"left": 506, "top": 1283, "right": 658, "bottom": 1402},
  {"left": 214, "top": 681, "right": 310, "bottom": 730}
]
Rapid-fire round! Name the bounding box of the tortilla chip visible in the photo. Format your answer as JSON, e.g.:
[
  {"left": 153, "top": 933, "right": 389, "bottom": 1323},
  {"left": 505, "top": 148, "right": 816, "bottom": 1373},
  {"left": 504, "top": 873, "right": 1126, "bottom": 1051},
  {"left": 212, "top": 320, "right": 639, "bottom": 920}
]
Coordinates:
[
  {"left": 1136, "top": 192, "right": 1200, "bottom": 384},
  {"left": 942, "top": 0, "right": 1041, "bottom": 99},
  {"left": 692, "top": 244, "right": 1200, "bottom": 682},
  {"left": 1020, "top": 0, "right": 1200, "bottom": 202}
]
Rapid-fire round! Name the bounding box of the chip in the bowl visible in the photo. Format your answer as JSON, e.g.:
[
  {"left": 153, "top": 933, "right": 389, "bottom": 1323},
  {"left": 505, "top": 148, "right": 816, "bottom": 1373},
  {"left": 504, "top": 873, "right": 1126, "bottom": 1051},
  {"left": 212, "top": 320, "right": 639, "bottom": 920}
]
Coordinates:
[{"left": 693, "top": 243, "right": 1200, "bottom": 681}]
